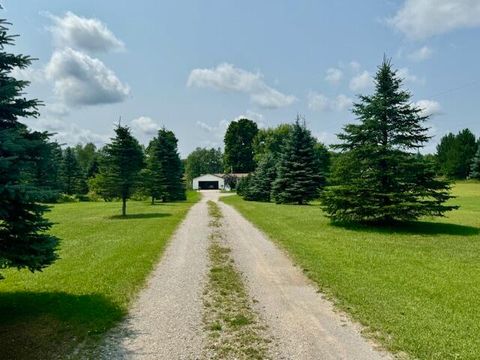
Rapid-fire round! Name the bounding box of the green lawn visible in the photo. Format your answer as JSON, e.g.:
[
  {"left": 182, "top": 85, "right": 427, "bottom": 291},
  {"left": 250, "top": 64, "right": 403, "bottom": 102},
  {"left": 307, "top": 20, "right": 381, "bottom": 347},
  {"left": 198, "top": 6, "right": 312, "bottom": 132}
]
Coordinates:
[
  {"left": 0, "top": 192, "right": 199, "bottom": 359},
  {"left": 222, "top": 182, "right": 480, "bottom": 360}
]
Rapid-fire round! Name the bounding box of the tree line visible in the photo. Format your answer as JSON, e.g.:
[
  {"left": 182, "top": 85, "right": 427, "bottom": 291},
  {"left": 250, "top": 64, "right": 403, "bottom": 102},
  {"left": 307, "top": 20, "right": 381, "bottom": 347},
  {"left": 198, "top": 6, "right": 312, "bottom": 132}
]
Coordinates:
[
  {"left": 186, "top": 59, "right": 466, "bottom": 224},
  {"left": 0, "top": 14, "right": 186, "bottom": 277}
]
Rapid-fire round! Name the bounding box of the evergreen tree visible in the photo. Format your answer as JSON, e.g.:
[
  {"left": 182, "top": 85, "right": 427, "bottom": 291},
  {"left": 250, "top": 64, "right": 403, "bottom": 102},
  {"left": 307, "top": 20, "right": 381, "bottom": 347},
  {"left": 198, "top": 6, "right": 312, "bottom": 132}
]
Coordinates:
[
  {"left": 22, "top": 132, "right": 62, "bottom": 202},
  {"left": 99, "top": 125, "right": 144, "bottom": 216},
  {"left": 224, "top": 118, "right": 258, "bottom": 173},
  {"left": 272, "top": 117, "right": 322, "bottom": 204},
  {"left": 0, "top": 18, "right": 59, "bottom": 277},
  {"left": 146, "top": 128, "right": 185, "bottom": 203},
  {"left": 436, "top": 129, "right": 477, "bottom": 179},
  {"left": 314, "top": 142, "right": 331, "bottom": 187},
  {"left": 322, "top": 59, "right": 457, "bottom": 223},
  {"left": 60, "top": 147, "right": 83, "bottom": 195},
  {"left": 243, "top": 153, "right": 277, "bottom": 202},
  {"left": 470, "top": 146, "right": 480, "bottom": 180}
]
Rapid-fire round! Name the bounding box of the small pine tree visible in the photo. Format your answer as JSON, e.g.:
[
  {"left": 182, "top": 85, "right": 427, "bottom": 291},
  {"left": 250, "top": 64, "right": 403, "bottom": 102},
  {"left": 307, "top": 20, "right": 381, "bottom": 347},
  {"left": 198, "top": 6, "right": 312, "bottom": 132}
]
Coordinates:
[
  {"left": 243, "top": 154, "right": 277, "bottom": 202},
  {"left": 99, "top": 125, "right": 144, "bottom": 216},
  {"left": 22, "top": 132, "right": 63, "bottom": 202},
  {"left": 271, "top": 117, "right": 322, "bottom": 205},
  {"left": 322, "top": 58, "right": 457, "bottom": 223},
  {"left": 0, "top": 18, "right": 59, "bottom": 277},
  {"left": 146, "top": 128, "right": 185, "bottom": 203},
  {"left": 236, "top": 174, "right": 253, "bottom": 197},
  {"left": 60, "top": 147, "right": 83, "bottom": 195},
  {"left": 470, "top": 146, "right": 480, "bottom": 180}
]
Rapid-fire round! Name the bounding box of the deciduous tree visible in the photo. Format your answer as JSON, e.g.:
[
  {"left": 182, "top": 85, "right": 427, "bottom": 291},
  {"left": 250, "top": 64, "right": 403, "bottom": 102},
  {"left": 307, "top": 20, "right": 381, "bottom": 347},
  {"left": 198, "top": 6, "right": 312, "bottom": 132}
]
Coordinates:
[{"left": 224, "top": 118, "right": 258, "bottom": 173}]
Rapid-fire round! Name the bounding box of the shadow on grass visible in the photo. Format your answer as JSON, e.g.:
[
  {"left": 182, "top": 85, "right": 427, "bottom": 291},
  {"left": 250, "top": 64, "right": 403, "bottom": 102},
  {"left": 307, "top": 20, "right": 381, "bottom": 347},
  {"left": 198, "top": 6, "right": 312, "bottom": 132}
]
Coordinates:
[
  {"left": 0, "top": 291, "right": 124, "bottom": 359},
  {"left": 109, "top": 212, "right": 171, "bottom": 220},
  {"left": 332, "top": 220, "right": 480, "bottom": 236}
]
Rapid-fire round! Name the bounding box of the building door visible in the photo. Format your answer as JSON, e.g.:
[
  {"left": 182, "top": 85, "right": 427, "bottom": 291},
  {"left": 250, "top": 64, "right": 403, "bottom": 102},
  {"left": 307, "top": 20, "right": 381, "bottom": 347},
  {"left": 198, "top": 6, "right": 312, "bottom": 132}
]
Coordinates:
[{"left": 198, "top": 181, "right": 219, "bottom": 190}]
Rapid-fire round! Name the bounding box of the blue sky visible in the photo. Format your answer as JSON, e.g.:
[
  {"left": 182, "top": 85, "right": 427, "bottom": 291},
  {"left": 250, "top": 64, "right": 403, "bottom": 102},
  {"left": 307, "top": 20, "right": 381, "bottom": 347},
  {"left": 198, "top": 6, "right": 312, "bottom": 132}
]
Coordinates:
[{"left": 5, "top": 0, "right": 480, "bottom": 156}]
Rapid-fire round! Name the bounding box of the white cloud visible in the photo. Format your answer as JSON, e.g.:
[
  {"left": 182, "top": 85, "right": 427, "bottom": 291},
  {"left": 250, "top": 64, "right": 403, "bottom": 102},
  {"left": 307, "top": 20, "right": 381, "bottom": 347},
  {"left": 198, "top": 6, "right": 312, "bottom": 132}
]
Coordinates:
[
  {"left": 26, "top": 117, "right": 109, "bottom": 146},
  {"left": 45, "top": 48, "right": 130, "bottom": 106},
  {"left": 414, "top": 99, "right": 442, "bottom": 117},
  {"left": 233, "top": 110, "right": 266, "bottom": 128},
  {"left": 10, "top": 67, "right": 45, "bottom": 83},
  {"left": 197, "top": 121, "right": 215, "bottom": 133},
  {"left": 196, "top": 119, "right": 231, "bottom": 140},
  {"left": 349, "top": 71, "right": 373, "bottom": 92},
  {"left": 187, "top": 63, "right": 296, "bottom": 109},
  {"left": 131, "top": 116, "right": 160, "bottom": 136},
  {"left": 308, "top": 92, "right": 353, "bottom": 112},
  {"left": 349, "top": 61, "right": 361, "bottom": 72},
  {"left": 397, "top": 67, "right": 424, "bottom": 84},
  {"left": 44, "top": 103, "right": 70, "bottom": 117},
  {"left": 308, "top": 92, "right": 330, "bottom": 111},
  {"left": 388, "top": 0, "right": 480, "bottom": 40},
  {"left": 334, "top": 94, "right": 353, "bottom": 111},
  {"left": 48, "top": 11, "right": 124, "bottom": 53},
  {"left": 408, "top": 46, "right": 433, "bottom": 62},
  {"left": 325, "top": 67, "right": 343, "bottom": 85},
  {"left": 314, "top": 131, "right": 337, "bottom": 145}
]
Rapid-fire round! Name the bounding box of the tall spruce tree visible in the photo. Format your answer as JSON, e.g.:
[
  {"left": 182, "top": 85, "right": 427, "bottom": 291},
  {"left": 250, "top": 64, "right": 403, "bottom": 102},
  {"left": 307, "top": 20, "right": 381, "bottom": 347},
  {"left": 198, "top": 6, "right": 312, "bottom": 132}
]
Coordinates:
[
  {"left": 0, "top": 17, "right": 59, "bottom": 277},
  {"left": 271, "top": 117, "right": 322, "bottom": 204},
  {"left": 146, "top": 128, "right": 185, "bottom": 203},
  {"left": 470, "top": 146, "right": 480, "bottom": 180},
  {"left": 99, "top": 125, "right": 144, "bottom": 216},
  {"left": 321, "top": 59, "right": 457, "bottom": 223}
]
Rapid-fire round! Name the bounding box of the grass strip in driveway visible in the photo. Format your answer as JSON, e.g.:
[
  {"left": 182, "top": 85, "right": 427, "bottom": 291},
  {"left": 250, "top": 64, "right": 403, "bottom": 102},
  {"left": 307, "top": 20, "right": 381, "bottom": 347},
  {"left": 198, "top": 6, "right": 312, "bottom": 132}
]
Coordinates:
[
  {"left": 0, "top": 192, "right": 200, "bottom": 359},
  {"left": 203, "top": 200, "right": 271, "bottom": 360}
]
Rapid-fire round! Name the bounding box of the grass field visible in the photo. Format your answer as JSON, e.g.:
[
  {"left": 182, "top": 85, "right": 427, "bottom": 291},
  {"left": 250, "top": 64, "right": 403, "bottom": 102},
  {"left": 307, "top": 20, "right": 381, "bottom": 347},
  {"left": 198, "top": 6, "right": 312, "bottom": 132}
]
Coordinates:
[
  {"left": 222, "top": 182, "right": 480, "bottom": 360},
  {"left": 0, "top": 192, "right": 199, "bottom": 359}
]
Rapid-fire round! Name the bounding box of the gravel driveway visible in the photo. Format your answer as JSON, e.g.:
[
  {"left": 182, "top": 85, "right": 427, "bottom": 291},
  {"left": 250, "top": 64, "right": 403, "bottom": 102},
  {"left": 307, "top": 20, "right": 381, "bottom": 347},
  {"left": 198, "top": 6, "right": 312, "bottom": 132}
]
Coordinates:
[
  {"left": 101, "top": 191, "right": 392, "bottom": 359},
  {"left": 100, "top": 194, "right": 211, "bottom": 359}
]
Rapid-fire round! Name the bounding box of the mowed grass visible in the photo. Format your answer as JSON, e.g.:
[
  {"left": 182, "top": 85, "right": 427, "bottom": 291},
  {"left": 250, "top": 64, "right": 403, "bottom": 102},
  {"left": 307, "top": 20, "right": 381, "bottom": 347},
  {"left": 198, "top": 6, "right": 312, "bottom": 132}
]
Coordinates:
[
  {"left": 222, "top": 182, "right": 480, "bottom": 360},
  {"left": 0, "top": 192, "right": 199, "bottom": 359}
]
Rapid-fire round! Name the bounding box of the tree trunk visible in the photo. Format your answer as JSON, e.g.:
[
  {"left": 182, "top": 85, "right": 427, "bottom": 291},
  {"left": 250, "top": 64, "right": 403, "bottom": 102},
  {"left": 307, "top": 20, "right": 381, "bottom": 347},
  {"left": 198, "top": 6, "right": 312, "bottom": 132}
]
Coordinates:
[
  {"left": 122, "top": 196, "right": 127, "bottom": 216},
  {"left": 151, "top": 196, "right": 155, "bottom": 205}
]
